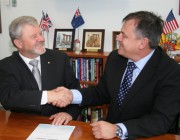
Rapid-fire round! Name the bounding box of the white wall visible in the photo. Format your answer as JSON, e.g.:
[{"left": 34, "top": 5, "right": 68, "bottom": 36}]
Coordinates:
[{"left": 0, "top": 0, "right": 180, "bottom": 59}]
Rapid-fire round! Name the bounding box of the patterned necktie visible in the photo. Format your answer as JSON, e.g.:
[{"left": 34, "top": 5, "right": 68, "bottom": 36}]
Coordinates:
[
  {"left": 29, "top": 59, "right": 42, "bottom": 90},
  {"left": 117, "top": 62, "right": 137, "bottom": 106}
]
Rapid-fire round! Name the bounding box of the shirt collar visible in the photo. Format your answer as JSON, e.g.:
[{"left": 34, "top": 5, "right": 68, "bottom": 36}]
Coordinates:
[
  {"left": 128, "top": 49, "right": 155, "bottom": 71},
  {"left": 19, "top": 52, "right": 40, "bottom": 65}
]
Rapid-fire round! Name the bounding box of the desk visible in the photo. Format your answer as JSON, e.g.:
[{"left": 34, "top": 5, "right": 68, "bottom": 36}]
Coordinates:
[{"left": 0, "top": 110, "right": 180, "bottom": 140}]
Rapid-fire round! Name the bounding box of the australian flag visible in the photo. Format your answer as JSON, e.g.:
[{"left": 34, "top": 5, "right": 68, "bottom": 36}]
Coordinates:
[{"left": 71, "top": 8, "right": 85, "bottom": 29}]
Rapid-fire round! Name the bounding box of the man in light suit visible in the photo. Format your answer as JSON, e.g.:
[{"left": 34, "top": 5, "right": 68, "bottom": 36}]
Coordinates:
[
  {"left": 52, "top": 11, "right": 180, "bottom": 139},
  {"left": 0, "top": 16, "right": 81, "bottom": 125}
]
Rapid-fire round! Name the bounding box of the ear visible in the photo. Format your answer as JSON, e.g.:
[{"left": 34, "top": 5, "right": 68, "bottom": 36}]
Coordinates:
[
  {"left": 139, "top": 38, "right": 149, "bottom": 50},
  {"left": 13, "top": 39, "right": 22, "bottom": 49}
]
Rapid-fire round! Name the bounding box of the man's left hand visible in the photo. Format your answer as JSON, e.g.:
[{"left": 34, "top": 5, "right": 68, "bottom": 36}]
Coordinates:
[
  {"left": 49, "top": 112, "right": 72, "bottom": 125},
  {"left": 90, "top": 121, "right": 117, "bottom": 139}
]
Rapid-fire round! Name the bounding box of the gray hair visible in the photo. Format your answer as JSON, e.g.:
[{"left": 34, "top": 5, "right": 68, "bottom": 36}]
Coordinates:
[
  {"left": 9, "top": 16, "right": 38, "bottom": 42},
  {"left": 123, "top": 11, "right": 164, "bottom": 49}
]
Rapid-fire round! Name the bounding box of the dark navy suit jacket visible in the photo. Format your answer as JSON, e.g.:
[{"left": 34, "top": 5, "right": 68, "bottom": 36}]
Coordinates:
[
  {"left": 0, "top": 49, "right": 81, "bottom": 119},
  {"left": 79, "top": 47, "right": 180, "bottom": 139}
]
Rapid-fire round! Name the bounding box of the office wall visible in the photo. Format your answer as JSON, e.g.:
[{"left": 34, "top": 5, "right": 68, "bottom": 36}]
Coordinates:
[{"left": 0, "top": 0, "right": 180, "bottom": 59}]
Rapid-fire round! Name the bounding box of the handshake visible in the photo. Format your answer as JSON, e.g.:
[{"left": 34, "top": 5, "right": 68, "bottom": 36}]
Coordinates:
[{"left": 47, "top": 86, "right": 73, "bottom": 107}]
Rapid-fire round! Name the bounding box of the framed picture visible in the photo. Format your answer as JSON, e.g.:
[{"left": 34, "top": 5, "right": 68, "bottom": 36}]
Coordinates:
[
  {"left": 112, "top": 31, "right": 120, "bottom": 50},
  {"left": 53, "top": 29, "right": 75, "bottom": 51},
  {"left": 0, "top": 2, "right": 1, "bottom": 33},
  {"left": 82, "top": 29, "right": 105, "bottom": 52}
]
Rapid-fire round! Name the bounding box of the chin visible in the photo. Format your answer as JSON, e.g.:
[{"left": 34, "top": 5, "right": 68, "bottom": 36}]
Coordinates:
[
  {"left": 118, "top": 49, "right": 122, "bottom": 55},
  {"left": 35, "top": 47, "right": 46, "bottom": 55},
  {"left": 118, "top": 49, "right": 127, "bottom": 58},
  {"left": 40, "top": 48, "right": 46, "bottom": 54}
]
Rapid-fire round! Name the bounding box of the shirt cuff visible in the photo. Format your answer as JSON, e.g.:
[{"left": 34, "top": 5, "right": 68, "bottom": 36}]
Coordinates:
[
  {"left": 41, "top": 91, "right": 47, "bottom": 105},
  {"left": 116, "top": 123, "right": 128, "bottom": 139},
  {"left": 71, "top": 89, "right": 82, "bottom": 104}
]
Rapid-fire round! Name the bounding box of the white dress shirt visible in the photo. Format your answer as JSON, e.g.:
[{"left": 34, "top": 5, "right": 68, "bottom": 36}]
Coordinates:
[{"left": 19, "top": 53, "right": 47, "bottom": 105}]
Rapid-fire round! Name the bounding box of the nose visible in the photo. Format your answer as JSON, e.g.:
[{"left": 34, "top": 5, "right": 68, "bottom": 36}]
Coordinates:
[
  {"left": 116, "top": 33, "right": 123, "bottom": 41},
  {"left": 38, "top": 34, "right": 45, "bottom": 42}
]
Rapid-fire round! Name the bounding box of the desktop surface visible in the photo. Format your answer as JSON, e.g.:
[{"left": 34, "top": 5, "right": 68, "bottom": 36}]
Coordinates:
[{"left": 0, "top": 109, "right": 180, "bottom": 140}]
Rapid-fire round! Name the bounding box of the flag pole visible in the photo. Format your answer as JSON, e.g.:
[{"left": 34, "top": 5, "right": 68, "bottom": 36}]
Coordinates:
[
  {"left": 78, "top": 28, "right": 79, "bottom": 40},
  {"left": 47, "top": 31, "right": 49, "bottom": 48},
  {"left": 160, "top": 33, "right": 163, "bottom": 49}
]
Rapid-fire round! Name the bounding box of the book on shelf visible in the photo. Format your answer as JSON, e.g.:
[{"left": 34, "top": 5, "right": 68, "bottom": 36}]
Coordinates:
[
  {"left": 78, "top": 107, "right": 103, "bottom": 123},
  {"left": 91, "top": 108, "right": 103, "bottom": 122},
  {"left": 80, "top": 84, "right": 89, "bottom": 88},
  {"left": 70, "top": 57, "right": 103, "bottom": 82}
]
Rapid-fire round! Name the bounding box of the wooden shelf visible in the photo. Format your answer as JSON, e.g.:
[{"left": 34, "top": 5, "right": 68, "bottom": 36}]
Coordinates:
[
  {"left": 66, "top": 51, "right": 110, "bottom": 69},
  {"left": 174, "top": 56, "right": 180, "bottom": 62},
  {"left": 79, "top": 81, "right": 97, "bottom": 85},
  {"left": 66, "top": 51, "right": 110, "bottom": 57}
]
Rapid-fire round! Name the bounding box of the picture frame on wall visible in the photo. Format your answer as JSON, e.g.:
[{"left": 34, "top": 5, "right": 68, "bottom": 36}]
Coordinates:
[
  {"left": 53, "top": 29, "right": 75, "bottom": 51},
  {"left": 112, "top": 31, "right": 120, "bottom": 50},
  {"left": 179, "top": 0, "right": 180, "bottom": 15},
  {"left": 0, "top": 2, "right": 2, "bottom": 33},
  {"left": 82, "top": 29, "right": 105, "bottom": 52}
]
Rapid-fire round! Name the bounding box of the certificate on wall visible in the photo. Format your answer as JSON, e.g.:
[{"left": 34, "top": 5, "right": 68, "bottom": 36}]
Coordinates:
[
  {"left": 0, "top": 1, "right": 1, "bottom": 33},
  {"left": 26, "top": 124, "right": 75, "bottom": 140}
]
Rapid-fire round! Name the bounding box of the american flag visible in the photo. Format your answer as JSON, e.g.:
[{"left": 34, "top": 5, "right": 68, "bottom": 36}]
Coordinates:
[
  {"left": 39, "top": 11, "right": 53, "bottom": 32},
  {"left": 163, "top": 10, "right": 179, "bottom": 34}
]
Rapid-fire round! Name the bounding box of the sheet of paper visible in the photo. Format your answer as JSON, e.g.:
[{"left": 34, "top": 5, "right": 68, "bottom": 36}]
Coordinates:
[{"left": 26, "top": 124, "right": 75, "bottom": 140}]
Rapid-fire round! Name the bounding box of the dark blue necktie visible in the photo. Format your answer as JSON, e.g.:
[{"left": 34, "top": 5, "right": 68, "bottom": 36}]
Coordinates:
[{"left": 117, "top": 62, "right": 137, "bottom": 106}]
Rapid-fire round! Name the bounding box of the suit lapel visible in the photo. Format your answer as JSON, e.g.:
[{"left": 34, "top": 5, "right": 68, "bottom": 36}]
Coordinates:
[
  {"left": 13, "top": 52, "right": 39, "bottom": 89},
  {"left": 112, "top": 55, "right": 128, "bottom": 102},
  {"left": 119, "top": 48, "right": 160, "bottom": 111},
  {"left": 40, "top": 50, "right": 54, "bottom": 89}
]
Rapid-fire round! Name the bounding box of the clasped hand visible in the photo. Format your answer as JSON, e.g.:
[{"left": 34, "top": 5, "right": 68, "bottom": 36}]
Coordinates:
[{"left": 47, "top": 86, "right": 72, "bottom": 107}]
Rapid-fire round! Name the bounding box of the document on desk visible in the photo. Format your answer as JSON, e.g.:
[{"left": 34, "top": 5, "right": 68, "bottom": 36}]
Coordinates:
[{"left": 26, "top": 124, "right": 75, "bottom": 140}]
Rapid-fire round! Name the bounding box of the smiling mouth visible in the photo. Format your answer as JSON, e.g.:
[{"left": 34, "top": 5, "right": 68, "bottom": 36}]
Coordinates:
[{"left": 36, "top": 42, "right": 45, "bottom": 47}]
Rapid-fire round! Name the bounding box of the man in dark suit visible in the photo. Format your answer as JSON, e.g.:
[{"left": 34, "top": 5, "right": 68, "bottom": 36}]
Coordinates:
[
  {"left": 0, "top": 16, "right": 81, "bottom": 125},
  {"left": 52, "top": 11, "right": 180, "bottom": 139}
]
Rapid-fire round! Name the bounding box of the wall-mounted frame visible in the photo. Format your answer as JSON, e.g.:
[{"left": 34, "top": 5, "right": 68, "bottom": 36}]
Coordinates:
[
  {"left": 0, "top": 1, "right": 2, "bottom": 33},
  {"left": 53, "top": 29, "right": 75, "bottom": 51},
  {"left": 82, "top": 29, "right": 105, "bottom": 52},
  {"left": 112, "top": 31, "right": 120, "bottom": 50},
  {"left": 179, "top": 0, "right": 180, "bottom": 15}
]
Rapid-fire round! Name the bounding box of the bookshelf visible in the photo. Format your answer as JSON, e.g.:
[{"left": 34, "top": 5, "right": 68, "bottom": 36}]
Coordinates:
[
  {"left": 65, "top": 51, "right": 110, "bottom": 122},
  {"left": 174, "top": 56, "right": 180, "bottom": 63},
  {"left": 66, "top": 51, "right": 109, "bottom": 85}
]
